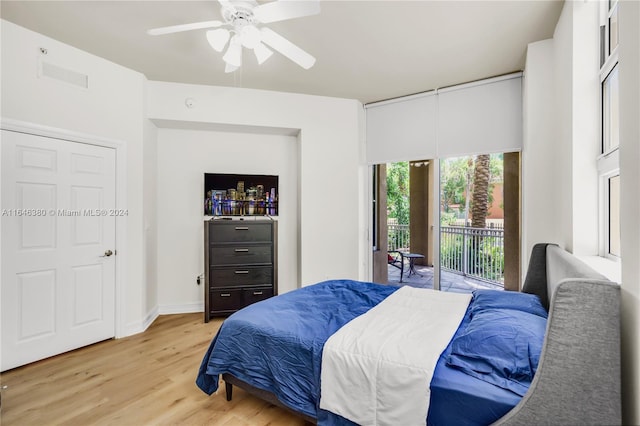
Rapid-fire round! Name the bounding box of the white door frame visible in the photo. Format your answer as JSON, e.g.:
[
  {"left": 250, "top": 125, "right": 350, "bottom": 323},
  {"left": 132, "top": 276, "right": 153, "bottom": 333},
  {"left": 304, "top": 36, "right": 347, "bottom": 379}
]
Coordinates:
[{"left": 0, "top": 117, "right": 128, "bottom": 338}]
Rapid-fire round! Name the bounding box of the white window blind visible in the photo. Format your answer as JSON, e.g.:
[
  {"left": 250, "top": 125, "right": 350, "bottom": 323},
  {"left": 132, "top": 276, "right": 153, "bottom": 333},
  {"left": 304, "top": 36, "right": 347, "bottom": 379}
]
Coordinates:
[
  {"left": 365, "top": 91, "right": 437, "bottom": 164},
  {"left": 365, "top": 73, "right": 522, "bottom": 164},
  {"left": 437, "top": 74, "right": 522, "bottom": 158}
]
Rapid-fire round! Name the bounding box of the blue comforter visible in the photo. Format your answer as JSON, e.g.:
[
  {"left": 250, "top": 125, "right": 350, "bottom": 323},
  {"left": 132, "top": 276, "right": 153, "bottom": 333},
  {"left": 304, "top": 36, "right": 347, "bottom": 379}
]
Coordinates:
[
  {"left": 196, "top": 281, "right": 546, "bottom": 425},
  {"left": 196, "top": 279, "right": 399, "bottom": 418}
]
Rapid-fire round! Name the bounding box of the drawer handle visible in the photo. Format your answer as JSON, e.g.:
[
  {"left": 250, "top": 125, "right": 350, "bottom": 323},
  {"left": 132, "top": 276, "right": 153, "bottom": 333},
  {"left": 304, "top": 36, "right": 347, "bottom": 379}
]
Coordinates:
[
  {"left": 220, "top": 293, "right": 231, "bottom": 297},
  {"left": 235, "top": 270, "right": 249, "bottom": 274},
  {"left": 234, "top": 248, "right": 249, "bottom": 252},
  {"left": 253, "top": 291, "right": 263, "bottom": 296},
  {"left": 235, "top": 226, "right": 249, "bottom": 230}
]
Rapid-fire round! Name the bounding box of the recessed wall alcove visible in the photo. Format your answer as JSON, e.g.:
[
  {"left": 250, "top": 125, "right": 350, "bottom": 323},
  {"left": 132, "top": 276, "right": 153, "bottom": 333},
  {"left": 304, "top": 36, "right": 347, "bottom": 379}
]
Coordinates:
[{"left": 152, "top": 119, "right": 301, "bottom": 307}]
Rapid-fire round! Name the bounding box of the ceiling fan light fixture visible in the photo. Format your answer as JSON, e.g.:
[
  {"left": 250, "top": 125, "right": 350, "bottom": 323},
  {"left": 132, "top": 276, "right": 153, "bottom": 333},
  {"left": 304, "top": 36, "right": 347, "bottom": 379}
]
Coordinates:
[
  {"left": 240, "top": 25, "right": 261, "bottom": 49},
  {"left": 222, "top": 35, "right": 243, "bottom": 67},
  {"left": 206, "top": 28, "right": 230, "bottom": 52},
  {"left": 224, "top": 62, "right": 240, "bottom": 73},
  {"left": 253, "top": 41, "right": 273, "bottom": 64}
]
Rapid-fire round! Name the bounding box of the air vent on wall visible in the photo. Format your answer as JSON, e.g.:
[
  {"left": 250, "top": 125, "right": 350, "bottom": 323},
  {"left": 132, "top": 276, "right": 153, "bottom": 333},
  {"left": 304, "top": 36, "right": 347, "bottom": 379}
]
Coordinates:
[{"left": 40, "top": 61, "right": 89, "bottom": 89}]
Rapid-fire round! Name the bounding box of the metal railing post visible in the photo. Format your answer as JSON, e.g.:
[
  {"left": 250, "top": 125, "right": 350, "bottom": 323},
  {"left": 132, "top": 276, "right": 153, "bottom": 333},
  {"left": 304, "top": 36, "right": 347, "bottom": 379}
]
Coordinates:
[{"left": 462, "top": 226, "right": 469, "bottom": 276}]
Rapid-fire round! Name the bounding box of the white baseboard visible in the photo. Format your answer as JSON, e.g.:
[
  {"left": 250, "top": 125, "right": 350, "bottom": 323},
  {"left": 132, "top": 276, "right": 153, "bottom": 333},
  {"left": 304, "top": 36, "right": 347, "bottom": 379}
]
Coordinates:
[
  {"left": 122, "top": 305, "right": 159, "bottom": 337},
  {"left": 158, "top": 302, "right": 204, "bottom": 315},
  {"left": 120, "top": 303, "right": 203, "bottom": 337}
]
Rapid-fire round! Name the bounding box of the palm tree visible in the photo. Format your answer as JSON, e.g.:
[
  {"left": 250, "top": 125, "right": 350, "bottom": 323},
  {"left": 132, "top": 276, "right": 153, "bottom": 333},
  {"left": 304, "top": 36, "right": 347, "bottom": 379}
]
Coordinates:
[
  {"left": 471, "top": 154, "right": 491, "bottom": 228},
  {"left": 469, "top": 154, "right": 491, "bottom": 276}
]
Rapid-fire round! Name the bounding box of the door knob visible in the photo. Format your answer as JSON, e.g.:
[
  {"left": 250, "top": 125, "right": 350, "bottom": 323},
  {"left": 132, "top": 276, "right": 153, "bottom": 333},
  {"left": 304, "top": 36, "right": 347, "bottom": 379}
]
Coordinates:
[{"left": 101, "top": 249, "right": 114, "bottom": 257}]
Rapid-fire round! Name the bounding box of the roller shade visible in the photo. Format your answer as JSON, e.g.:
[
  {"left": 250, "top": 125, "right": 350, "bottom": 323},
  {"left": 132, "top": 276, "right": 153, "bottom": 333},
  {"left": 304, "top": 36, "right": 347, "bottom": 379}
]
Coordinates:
[
  {"left": 365, "top": 91, "right": 437, "bottom": 164},
  {"left": 365, "top": 73, "right": 522, "bottom": 163},
  {"left": 437, "top": 74, "right": 522, "bottom": 158}
]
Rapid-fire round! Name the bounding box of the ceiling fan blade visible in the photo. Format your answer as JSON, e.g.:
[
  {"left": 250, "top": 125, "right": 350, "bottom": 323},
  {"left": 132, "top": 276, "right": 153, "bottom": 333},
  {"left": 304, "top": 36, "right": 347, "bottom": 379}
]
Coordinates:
[
  {"left": 218, "top": 0, "right": 237, "bottom": 14},
  {"left": 254, "top": 0, "right": 320, "bottom": 24},
  {"left": 147, "top": 20, "right": 224, "bottom": 36},
  {"left": 260, "top": 27, "right": 315, "bottom": 69}
]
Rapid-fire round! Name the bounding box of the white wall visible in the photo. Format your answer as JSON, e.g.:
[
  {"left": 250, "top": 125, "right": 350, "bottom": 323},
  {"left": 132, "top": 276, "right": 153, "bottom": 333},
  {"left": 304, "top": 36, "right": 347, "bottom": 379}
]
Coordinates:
[
  {"left": 522, "top": 38, "right": 558, "bottom": 269},
  {"left": 155, "top": 128, "right": 299, "bottom": 310},
  {"left": 553, "top": 3, "right": 575, "bottom": 252},
  {"left": 619, "top": 1, "right": 640, "bottom": 423},
  {"left": 146, "top": 82, "right": 366, "bottom": 287},
  {"left": 0, "top": 20, "right": 150, "bottom": 336}
]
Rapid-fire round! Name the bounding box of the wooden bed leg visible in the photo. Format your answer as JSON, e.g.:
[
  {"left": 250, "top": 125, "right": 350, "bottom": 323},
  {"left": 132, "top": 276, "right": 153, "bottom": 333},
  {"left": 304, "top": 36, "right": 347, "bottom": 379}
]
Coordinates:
[{"left": 225, "top": 381, "right": 233, "bottom": 401}]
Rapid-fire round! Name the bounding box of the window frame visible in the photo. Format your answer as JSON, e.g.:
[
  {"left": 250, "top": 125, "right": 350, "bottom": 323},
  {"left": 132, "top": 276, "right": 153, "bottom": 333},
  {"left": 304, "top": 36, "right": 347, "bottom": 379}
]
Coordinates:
[
  {"left": 598, "top": 0, "right": 621, "bottom": 260},
  {"left": 600, "top": 62, "right": 619, "bottom": 154},
  {"left": 607, "top": 173, "right": 621, "bottom": 257},
  {"left": 598, "top": 163, "right": 620, "bottom": 259}
]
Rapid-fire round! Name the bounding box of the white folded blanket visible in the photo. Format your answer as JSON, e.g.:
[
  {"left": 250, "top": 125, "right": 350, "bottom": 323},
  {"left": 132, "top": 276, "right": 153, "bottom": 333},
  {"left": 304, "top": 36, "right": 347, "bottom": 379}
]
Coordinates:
[{"left": 319, "top": 286, "right": 471, "bottom": 426}]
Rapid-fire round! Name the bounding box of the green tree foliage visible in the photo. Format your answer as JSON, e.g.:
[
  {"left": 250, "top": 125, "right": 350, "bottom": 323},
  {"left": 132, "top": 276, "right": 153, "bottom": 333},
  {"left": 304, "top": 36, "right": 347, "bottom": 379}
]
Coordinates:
[
  {"left": 386, "top": 162, "right": 409, "bottom": 225},
  {"left": 440, "top": 157, "right": 469, "bottom": 215},
  {"left": 440, "top": 154, "right": 503, "bottom": 225}
]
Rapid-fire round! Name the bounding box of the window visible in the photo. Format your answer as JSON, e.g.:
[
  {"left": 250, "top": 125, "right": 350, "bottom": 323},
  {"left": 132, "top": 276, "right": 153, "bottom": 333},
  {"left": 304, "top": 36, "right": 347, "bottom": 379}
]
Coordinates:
[
  {"left": 599, "top": 0, "right": 620, "bottom": 259},
  {"left": 609, "top": 0, "right": 619, "bottom": 53},
  {"left": 602, "top": 65, "right": 619, "bottom": 153}
]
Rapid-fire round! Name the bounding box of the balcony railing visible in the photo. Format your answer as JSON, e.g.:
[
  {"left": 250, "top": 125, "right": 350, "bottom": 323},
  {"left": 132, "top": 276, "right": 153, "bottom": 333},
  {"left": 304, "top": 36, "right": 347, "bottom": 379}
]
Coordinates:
[
  {"left": 387, "top": 223, "right": 504, "bottom": 286},
  {"left": 441, "top": 226, "right": 504, "bottom": 286},
  {"left": 387, "top": 223, "right": 410, "bottom": 252}
]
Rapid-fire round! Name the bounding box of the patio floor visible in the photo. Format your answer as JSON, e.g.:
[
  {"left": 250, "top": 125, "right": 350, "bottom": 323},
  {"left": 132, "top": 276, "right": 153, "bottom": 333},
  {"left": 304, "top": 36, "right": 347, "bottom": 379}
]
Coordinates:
[{"left": 388, "top": 263, "right": 503, "bottom": 293}]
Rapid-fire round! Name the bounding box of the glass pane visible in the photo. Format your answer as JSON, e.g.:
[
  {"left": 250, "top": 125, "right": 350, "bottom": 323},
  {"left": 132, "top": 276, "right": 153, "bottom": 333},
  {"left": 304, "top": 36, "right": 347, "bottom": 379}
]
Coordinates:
[
  {"left": 609, "top": 6, "right": 619, "bottom": 53},
  {"left": 439, "top": 154, "right": 506, "bottom": 291},
  {"left": 602, "top": 65, "right": 620, "bottom": 153},
  {"left": 609, "top": 175, "right": 621, "bottom": 257}
]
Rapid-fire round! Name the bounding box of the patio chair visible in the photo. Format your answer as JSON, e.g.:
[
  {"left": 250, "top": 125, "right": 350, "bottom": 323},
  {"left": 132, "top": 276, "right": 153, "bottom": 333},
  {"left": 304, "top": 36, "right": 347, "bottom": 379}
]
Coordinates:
[{"left": 388, "top": 251, "right": 403, "bottom": 269}]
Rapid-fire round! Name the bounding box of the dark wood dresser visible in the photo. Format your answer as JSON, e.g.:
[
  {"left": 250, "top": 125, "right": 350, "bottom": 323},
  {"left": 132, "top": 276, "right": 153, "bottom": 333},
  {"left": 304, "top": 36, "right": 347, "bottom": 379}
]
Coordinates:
[{"left": 204, "top": 219, "right": 277, "bottom": 322}]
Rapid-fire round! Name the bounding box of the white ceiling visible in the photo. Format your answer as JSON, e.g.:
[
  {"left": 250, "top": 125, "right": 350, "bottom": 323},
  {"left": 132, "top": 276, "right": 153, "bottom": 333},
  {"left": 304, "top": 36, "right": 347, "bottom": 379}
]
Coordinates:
[{"left": 0, "top": 0, "right": 563, "bottom": 104}]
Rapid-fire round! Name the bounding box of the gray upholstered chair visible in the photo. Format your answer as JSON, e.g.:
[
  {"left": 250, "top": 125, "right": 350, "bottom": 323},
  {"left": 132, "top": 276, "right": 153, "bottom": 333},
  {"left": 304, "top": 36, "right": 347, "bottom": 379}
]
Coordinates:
[{"left": 494, "top": 244, "right": 621, "bottom": 426}]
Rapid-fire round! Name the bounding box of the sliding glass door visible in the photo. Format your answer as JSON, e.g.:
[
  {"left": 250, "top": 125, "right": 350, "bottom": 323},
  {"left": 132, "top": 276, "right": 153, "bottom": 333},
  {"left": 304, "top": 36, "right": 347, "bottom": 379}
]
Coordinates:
[
  {"left": 436, "top": 152, "right": 520, "bottom": 292},
  {"left": 371, "top": 152, "right": 520, "bottom": 293}
]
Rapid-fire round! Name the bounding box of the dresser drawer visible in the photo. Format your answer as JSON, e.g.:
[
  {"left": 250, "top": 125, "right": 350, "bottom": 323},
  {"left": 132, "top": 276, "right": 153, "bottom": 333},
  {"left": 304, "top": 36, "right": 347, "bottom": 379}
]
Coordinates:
[
  {"left": 209, "top": 222, "right": 273, "bottom": 243},
  {"left": 243, "top": 287, "right": 274, "bottom": 306},
  {"left": 210, "top": 289, "right": 243, "bottom": 312},
  {"left": 210, "top": 245, "right": 272, "bottom": 266},
  {"left": 210, "top": 266, "right": 273, "bottom": 286}
]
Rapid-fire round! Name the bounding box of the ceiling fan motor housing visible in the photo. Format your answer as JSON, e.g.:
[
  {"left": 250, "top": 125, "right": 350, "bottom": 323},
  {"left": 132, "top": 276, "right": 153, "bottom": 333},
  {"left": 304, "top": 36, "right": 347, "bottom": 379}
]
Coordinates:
[{"left": 222, "top": 1, "right": 259, "bottom": 27}]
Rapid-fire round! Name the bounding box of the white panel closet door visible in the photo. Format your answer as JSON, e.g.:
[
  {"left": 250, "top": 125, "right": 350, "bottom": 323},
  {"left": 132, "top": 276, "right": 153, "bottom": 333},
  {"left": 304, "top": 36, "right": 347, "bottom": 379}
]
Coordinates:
[{"left": 1, "top": 130, "right": 116, "bottom": 371}]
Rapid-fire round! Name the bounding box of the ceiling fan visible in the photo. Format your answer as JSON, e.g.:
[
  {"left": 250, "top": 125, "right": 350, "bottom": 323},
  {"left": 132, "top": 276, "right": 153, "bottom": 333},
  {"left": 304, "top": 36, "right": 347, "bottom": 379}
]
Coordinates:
[{"left": 147, "top": 0, "right": 320, "bottom": 73}]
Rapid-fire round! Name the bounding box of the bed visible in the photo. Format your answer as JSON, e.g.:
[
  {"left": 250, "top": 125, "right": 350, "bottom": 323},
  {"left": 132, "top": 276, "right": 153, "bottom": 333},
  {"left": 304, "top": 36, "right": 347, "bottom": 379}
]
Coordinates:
[{"left": 196, "top": 243, "right": 622, "bottom": 425}]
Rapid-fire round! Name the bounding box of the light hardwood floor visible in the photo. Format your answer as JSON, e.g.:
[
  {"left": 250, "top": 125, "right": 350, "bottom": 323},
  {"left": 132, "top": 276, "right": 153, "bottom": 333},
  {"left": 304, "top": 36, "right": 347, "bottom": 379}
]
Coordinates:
[{"left": 0, "top": 313, "right": 308, "bottom": 426}]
